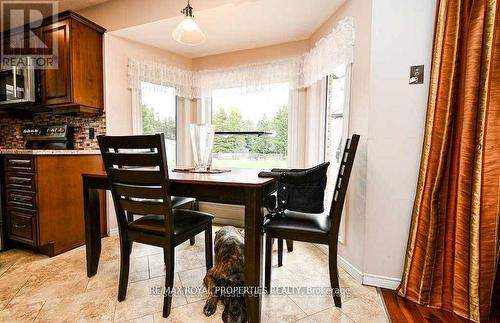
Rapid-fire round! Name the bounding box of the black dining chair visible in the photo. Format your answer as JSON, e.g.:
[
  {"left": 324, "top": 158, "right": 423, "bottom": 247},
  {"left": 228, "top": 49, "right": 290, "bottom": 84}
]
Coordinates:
[
  {"left": 264, "top": 134, "right": 360, "bottom": 308},
  {"left": 98, "top": 134, "right": 214, "bottom": 318}
]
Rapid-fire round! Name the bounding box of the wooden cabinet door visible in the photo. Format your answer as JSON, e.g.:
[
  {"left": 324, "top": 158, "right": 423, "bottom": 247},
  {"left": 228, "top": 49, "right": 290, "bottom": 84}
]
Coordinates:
[{"left": 40, "top": 20, "right": 72, "bottom": 106}]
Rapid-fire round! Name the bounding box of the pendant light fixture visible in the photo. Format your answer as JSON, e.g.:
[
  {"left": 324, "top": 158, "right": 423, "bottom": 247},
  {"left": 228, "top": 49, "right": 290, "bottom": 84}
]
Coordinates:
[{"left": 172, "top": 0, "right": 206, "bottom": 45}]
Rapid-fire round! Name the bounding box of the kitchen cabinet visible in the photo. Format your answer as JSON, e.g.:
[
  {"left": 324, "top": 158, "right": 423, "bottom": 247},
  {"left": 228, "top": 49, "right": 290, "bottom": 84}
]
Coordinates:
[
  {"left": 3, "top": 154, "right": 107, "bottom": 256},
  {"left": 0, "top": 11, "right": 105, "bottom": 115},
  {"left": 39, "top": 12, "right": 105, "bottom": 114}
]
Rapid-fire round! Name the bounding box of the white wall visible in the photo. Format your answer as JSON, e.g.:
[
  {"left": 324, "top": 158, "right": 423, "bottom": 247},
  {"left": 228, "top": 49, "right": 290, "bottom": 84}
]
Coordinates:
[
  {"left": 311, "top": 0, "right": 373, "bottom": 276},
  {"left": 103, "top": 34, "right": 192, "bottom": 233},
  {"left": 363, "top": 0, "right": 436, "bottom": 287}
]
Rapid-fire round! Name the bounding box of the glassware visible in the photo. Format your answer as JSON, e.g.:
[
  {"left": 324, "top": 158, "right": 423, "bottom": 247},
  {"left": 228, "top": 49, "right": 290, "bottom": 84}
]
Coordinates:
[{"left": 190, "top": 123, "right": 215, "bottom": 171}]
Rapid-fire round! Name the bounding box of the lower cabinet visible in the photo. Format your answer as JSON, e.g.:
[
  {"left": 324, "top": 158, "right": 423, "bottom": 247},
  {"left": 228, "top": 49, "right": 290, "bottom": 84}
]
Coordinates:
[{"left": 3, "top": 154, "right": 107, "bottom": 256}]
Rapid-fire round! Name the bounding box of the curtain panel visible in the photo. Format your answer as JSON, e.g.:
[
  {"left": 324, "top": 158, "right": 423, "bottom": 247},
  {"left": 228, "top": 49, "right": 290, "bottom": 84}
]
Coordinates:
[
  {"left": 398, "top": 0, "right": 499, "bottom": 322},
  {"left": 127, "top": 17, "right": 354, "bottom": 98}
]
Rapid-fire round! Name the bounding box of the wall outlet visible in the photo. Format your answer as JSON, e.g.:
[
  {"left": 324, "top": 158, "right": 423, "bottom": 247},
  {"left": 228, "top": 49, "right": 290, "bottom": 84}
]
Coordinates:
[
  {"left": 409, "top": 65, "right": 424, "bottom": 84},
  {"left": 89, "top": 127, "right": 95, "bottom": 140}
]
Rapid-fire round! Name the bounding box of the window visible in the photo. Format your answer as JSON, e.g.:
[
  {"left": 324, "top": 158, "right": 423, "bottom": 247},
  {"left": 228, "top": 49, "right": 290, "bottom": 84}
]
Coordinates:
[
  {"left": 325, "top": 63, "right": 350, "bottom": 243},
  {"left": 325, "top": 64, "right": 348, "bottom": 171},
  {"left": 140, "top": 82, "right": 177, "bottom": 165},
  {"left": 210, "top": 83, "right": 289, "bottom": 169}
]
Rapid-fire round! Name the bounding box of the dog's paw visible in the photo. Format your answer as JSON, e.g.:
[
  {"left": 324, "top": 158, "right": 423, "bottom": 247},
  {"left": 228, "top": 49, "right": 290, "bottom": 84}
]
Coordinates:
[{"left": 203, "top": 303, "right": 216, "bottom": 316}]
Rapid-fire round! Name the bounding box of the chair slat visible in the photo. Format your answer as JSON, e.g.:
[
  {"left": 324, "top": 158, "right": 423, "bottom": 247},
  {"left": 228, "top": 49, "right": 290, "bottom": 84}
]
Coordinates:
[
  {"left": 108, "top": 168, "right": 163, "bottom": 185},
  {"left": 115, "top": 184, "right": 165, "bottom": 199},
  {"left": 98, "top": 135, "right": 161, "bottom": 149},
  {"left": 330, "top": 135, "right": 360, "bottom": 218},
  {"left": 119, "top": 198, "right": 165, "bottom": 215},
  {"left": 102, "top": 152, "right": 161, "bottom": 167}
]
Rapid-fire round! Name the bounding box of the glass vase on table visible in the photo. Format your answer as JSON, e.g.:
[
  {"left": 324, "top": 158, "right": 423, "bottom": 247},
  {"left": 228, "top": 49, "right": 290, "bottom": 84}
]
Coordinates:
[{"left": 190, "top": 123, "right": 215, "bottom": 172}]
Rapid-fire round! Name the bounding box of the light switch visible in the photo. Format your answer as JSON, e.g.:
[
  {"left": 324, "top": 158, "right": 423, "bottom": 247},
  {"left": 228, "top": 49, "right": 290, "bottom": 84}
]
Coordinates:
[{"left": 409, "top": 65, "right": 424, "bottom": 84}]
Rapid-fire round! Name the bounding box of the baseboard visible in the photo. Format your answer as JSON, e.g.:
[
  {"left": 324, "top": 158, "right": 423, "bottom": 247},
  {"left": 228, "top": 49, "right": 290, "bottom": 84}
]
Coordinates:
[
  {"left": 338, "top": 254, "right": 364, "bottom": 283},
  {"left": 199, "top": 202, "right": 244, "bottom": 227},
  {"left": 109, "top": 228, "right": 119, "bottom": 236},
  {"left": 363, "top": 273, "right": 401, "bottom": 290}
]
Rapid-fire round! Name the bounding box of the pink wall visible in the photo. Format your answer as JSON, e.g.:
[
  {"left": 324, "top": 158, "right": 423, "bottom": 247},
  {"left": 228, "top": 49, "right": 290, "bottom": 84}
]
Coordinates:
[
  {"left": 104, "top": 34, "right": 191, "bottom": 136},
  {"left": 192, "top": 40, "right": 309, "bottom": 70}
]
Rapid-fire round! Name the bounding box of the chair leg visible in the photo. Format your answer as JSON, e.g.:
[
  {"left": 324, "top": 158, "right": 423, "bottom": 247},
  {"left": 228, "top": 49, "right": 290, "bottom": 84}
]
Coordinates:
[
  {"left": 205, "top": 223, "right": 213, "bottom": 270},
  {"left": 329, "top": 242, "right": 341, "bottom": 308},
  {"left": 118, "top": 238, "right": 131, "bottom": 301},
  {"left": 286, "top": 239, "right": 294, "bottom": 252},
  {"left": 265, "top": 234, "right": 272, "bottom": 293},
  {"left": 277, "top": 239, "right": 283, "bottom": 267},
  {"left": 162, "top": 245, "right": 175, "bottom": 318},
  {"left": 190, "top": 201, "right": 199, "bottom": 246}
]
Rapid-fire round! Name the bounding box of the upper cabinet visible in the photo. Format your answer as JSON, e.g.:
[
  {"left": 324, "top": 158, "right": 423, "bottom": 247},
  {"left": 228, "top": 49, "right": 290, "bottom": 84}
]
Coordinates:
[
  {"left": 1, "top": 11, "right": 105, "bottom": 115},
  {"left": 39, "top": 12, "right": 105, "bottom": 114}
]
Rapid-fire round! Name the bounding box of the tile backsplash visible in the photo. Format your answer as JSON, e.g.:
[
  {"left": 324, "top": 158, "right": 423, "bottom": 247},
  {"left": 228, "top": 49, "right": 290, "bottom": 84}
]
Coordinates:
[{"left": 0, "top": 112, "right": 106, "bottom": 150}]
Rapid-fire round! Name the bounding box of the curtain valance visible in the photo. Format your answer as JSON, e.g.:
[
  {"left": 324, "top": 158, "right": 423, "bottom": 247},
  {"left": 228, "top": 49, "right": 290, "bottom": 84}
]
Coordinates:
[{"left": 128, "top": 17, "right": 354, "bottom": 98}]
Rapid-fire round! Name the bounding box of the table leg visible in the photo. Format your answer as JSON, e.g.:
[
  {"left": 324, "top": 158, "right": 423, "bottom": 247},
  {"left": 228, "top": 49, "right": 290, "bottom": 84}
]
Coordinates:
[
  {"left": 244, "top": 187, "right": 264, "bottom": 323},
  {"left": 83, "top": 178, "right": 102, "bottom": 277}
]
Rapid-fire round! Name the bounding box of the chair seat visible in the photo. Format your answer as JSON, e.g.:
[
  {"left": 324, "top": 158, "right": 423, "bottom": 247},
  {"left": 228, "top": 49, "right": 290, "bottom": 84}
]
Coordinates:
[
  {"left": 129, "top": 209, "right": 213, "bottom": 236},
  {"left": 171, "top": 196, "right": 196, "bottom": 209},
  {"left": 264, "top": 210, "right": 331, "bottom": 235}
]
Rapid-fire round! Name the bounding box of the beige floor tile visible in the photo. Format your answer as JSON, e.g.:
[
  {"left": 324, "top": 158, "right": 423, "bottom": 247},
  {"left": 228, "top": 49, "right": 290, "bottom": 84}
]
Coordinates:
[
  {"left": 262, "top": 295, "right": 307, "bottom": 323},
  {"left": 0, "top": 300, "right": 44, "bottom": 322},
  {"left": 126, "top": 314, "right": 155, "bottom": 323},
  {"left": 0, "top": 269, "right": 34, "bottom": 309},
  {"left": 177, "top": 267, "right": 209, "bottom": 303},
  {"left": 8, "top": 261, "right": 89, "bottom": 305},
  {"left": 148, "top": 247, "right": 206, "bottom": 278},
  {"left": 340, "top": 297, "right": 386, "bottom": 323},
  {"left": 86, "top": 256, "right": 150, "bottom": 292},
  {"left": 34, "top": 287, "right": 116, "bottom": 323},
  {"left": 100, "top": 236, "right": 121, "bottom": 263},
  {"left": 114, "top": 276, "right": 187, "bottom": 321},
  {"left": 131, "top": 243, "right": 163, "bottom": 258},
  {"left": 0, "top": 231, "right": 385, "bottom": 322},
  {"left": 153, "top": 300, "right": 223, "bottom": 322},
  {"left": 297, "top": 306, "right": 355, "bottom": 323}
]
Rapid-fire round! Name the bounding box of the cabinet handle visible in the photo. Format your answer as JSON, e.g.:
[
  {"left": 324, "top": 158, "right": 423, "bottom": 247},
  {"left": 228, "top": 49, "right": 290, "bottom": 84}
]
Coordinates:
[{"left": 12, "top": 223, "right": 27, "bottom": 229}]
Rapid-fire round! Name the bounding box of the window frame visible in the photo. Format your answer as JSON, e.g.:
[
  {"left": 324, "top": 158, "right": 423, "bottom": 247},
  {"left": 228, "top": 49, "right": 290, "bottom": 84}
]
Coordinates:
[
  {"left": 324, "top": 63, "right": 352, "bottom": 244},
  {"left": 132, "top": 81, "right": 178, "bottom": 163}
]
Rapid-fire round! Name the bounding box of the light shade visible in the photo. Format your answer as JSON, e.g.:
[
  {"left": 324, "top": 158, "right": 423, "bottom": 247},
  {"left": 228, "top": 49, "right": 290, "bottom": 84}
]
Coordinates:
[{"left": 172, "top": 17, "right": 206, "bottom": 46}]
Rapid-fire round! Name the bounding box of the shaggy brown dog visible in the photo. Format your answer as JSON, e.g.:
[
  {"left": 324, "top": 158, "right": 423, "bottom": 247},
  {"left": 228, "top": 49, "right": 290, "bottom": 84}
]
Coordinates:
[{"left": 203, "top": 226, "right": 246, "bottom": 322}]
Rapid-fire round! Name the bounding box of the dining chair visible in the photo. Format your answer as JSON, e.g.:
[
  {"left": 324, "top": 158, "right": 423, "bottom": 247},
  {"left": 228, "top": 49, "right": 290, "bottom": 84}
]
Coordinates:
[
  {"left": 98, "top": 134, "right": 214, "bottom": 318},
  {"left": 264, "top": 134, "right": 360, "bottom": 308}
]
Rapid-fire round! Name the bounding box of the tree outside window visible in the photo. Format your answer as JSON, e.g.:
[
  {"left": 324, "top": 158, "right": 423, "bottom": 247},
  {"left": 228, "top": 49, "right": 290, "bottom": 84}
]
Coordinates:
[{"left": 211, "top": 83, "right": 289, "bottom": 169}]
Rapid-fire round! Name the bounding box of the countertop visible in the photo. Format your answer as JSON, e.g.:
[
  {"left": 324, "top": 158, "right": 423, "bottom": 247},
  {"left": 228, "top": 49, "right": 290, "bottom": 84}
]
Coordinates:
[{"left": 0, "top": 149, "right": 101, "bottom": 155}]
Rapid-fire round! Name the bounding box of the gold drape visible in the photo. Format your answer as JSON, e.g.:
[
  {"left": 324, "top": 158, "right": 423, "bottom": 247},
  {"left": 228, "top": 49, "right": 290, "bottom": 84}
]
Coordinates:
[{"left": 398, "top": 0, "right": 500, "bottom": 321}]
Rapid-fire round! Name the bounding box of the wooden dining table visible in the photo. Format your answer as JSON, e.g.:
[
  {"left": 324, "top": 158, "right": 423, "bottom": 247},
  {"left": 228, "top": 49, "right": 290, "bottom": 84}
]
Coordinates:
[{"left": 82, "top": 168, "right": 276, "bottom": 323}]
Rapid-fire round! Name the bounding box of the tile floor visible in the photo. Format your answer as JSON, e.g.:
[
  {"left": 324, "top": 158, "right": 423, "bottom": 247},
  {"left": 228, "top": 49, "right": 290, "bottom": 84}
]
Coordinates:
[{"left": 0, "top": 231, "right": 386, "bottom": 322}]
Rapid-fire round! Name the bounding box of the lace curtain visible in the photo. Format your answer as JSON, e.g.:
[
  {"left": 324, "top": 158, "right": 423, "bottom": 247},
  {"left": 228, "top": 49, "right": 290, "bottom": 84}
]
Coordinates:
[{"left": 127, "top": 17, "right": 355, "bottom": 98}]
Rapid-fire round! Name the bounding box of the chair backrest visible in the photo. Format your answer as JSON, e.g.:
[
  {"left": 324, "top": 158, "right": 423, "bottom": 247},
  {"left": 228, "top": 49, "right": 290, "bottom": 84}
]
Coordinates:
[
  {"left": 329, "top": 135, "right": 360, "bottom": 224},
  {"left": 97, "top": 134, "right": 174, "bottom": 236}
]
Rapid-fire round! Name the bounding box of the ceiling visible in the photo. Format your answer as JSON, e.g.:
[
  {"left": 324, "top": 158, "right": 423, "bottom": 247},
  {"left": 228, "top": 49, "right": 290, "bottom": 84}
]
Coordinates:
[{"left": 111, "top": 0, "right": 346, "bottom": 58}]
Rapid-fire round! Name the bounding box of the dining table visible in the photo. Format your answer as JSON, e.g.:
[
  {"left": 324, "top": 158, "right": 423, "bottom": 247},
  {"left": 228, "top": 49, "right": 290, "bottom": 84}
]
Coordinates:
[{"left": 82, "top": 168, "right": 277, "bottom": 323}]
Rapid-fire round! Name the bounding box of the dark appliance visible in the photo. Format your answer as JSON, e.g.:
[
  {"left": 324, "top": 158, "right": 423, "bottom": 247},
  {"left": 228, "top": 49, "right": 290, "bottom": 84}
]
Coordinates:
[
  {"left": 23, "top": 125, "right": 74, "bottom": 149},
  {"left": 0, "top": 57, "right": 41, "bottom": 108}
]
